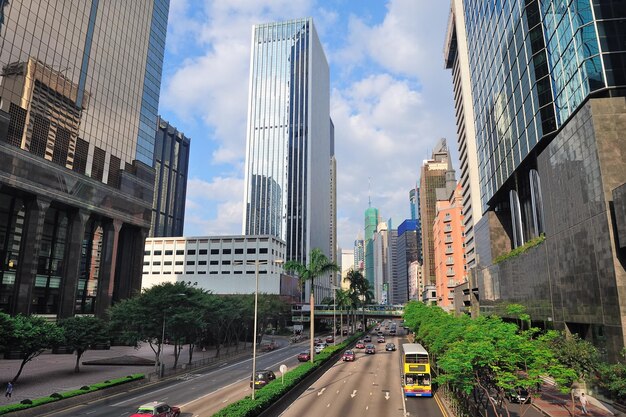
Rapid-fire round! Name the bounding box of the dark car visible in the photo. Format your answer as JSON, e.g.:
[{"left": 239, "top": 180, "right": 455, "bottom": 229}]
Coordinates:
[
  {"left": 342, "top": 350, "right": 356, "bottom": 361},
  {"left": 385, "top": 343, "right": 396, "bottom": 351},
  {"left": 130, "top": 402, "right": 180, "bottom": 417},
  {"left": 365, "top": 344, "right": 376, "bottom": 354},
  {"left": 297, "top": 351, "right": 311, "bottom": 362},
  {"left": 506, "top": 388, "right": 531, "bottom": 404},
  {"left": 363, "top": 335, "right": 372, "bottom": 343},
  {"left": 250, "top": 370, "right": 276, "bottom": 389},
  {"left": 377, "top": 336, "right": 385, "bottom": 343}
]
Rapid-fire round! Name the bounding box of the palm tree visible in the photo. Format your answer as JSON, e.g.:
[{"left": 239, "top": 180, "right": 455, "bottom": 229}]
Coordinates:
[
  {"left": 284, "top": 248, "right": 339, "bottom": 363},
  {"left": 344, "top": 269, "right": 373, "bottom": 330},
  {"left": 335, "top": 288, "right": 351, "bottom": 340}
]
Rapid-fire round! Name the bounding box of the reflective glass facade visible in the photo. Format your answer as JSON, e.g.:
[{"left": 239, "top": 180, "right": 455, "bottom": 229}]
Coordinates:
[
  {"left": 243, "top": 19, "right": 332, "bottom": 269},
  {"left": 463, "top": 0, "right": 626, "bottom": 211},
  {"left": 0, "top": 0, "right": 168, "bottom": 182}
]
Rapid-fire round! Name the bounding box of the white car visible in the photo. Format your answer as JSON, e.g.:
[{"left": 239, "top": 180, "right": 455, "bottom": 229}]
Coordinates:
[{"left": 314, "top": 343, "right": 327, "bottom": 354}]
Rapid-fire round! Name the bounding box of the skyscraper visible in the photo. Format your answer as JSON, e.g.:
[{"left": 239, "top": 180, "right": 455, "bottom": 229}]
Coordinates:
[
  {"left": 444, "top": 0, "right": 481, "bottom": 271},
  {"left": 150, "top": 117, "right": 190, "bottom": 237},
  {"left": 419, "top": 139, "right": 451, "bottom": 285},
  {"left": 242, "top": 18, "right": 333, "bottom": 301},
  {"left": 456, "top": 0, "right": 626, "bottom": 358},
  {"left": 354, "top": 236, "right": 365, "bottom": 272},
  {"left": 409, "top": 187, "right": 418, "bottom": 221},
  {"left": 364, "top": 206, "right": 379, "bottom": 290},
  {"left": 394, "top": 219, "right": 420, "bottom": 304},
  {"left": 0, "top": 0, "right": 169, "bottom": 316}
]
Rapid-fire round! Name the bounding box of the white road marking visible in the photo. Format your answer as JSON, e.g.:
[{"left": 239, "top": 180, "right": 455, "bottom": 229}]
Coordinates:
[
  {"left": 385, "top": 392, "right": 390, "bottom": 400},
  {"left": 317, "top": 388, "right": 326, "bottom": 396},
  {"left": 350, "top": 390, "right": 357, "bottom": 398}
]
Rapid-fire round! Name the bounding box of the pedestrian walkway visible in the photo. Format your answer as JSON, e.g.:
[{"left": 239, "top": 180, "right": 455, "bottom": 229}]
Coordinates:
[
  {"left": 0, "top": 337, "right": 273, "bottom": 407},
  {"left": 532, "top": 384, "right": 618, "bottom": 417}
]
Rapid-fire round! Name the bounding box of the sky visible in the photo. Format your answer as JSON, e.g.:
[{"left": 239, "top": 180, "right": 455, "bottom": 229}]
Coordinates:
[{"left": 158, "top": 0, "right": 458, "bottom": 251}]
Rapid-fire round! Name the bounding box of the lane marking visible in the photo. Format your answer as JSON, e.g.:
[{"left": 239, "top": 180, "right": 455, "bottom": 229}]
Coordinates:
[
  {"left": 318, "top": 388, "right": 326, "bottom": 396},
  {"left": 351, "top": 390, "right": 357, "bottom": 398},
  {"left": 434, "top": 393, "right": 449, "bottom": 417}
]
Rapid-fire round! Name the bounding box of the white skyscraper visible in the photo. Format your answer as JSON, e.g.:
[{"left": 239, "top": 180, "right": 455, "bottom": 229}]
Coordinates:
[{"left": 242, "top": 18, "right": 333, "bottom": 301}]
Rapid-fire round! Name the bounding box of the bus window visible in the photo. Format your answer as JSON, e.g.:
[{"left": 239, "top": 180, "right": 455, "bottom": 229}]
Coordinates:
[{"left": 417, "top": 374, "right": 431, "bottom": 386}]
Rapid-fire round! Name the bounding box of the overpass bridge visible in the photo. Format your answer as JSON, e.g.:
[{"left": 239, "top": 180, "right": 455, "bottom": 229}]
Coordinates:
[{"left": 291, "top": 304, "right": 404, "bottom": 322}]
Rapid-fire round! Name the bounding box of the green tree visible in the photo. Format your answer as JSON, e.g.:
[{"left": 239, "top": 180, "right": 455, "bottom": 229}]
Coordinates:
[
  {"left": 344, "top": 269, "right": 372, "bottom": 328},
  {"left": 0, "top": 312, "right": 14, "bottom": 353},
  {"left": 597, "top": 349, "right": 626, "bottom": 401},
  {"left": 59, "top": 316, "right": 108, "bottom": 373},
  {"left": 539, "top": 331, "right": 599, "bottom": 413},
  {"left": 284, "top": 248, "right": 339, "bottom": 363},
  {"left": 505, "top": 303, "right": 531, "bottom": 331},
  {"left": 335, "top": 288, "right": 352, "bottom": 338},
  {"left": 7, "top": 314, "right": 64, "bottom": 382}
]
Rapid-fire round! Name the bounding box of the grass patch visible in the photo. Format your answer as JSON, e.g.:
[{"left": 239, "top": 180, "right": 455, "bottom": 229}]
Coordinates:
[{"left": 493, "top": 234, "right": 545, "bottom": 264}]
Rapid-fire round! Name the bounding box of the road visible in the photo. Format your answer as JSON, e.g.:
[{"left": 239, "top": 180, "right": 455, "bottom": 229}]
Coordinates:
[
  {"left": 43, "top": 340, "right": 311, "bottom": 417},
  {"left": 279, "top": 322, "right": 447, "bottom": 417}
]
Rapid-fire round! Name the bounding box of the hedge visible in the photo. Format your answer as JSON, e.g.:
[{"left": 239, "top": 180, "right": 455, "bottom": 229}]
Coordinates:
[{"left": 0, "top": 374, "right": 144, "bottom": 415}]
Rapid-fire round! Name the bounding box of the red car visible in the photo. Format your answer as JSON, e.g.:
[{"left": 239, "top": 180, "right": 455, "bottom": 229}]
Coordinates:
[
  {"left": 130, "top": 402, "right": 180, "bottom": 417},
  {"left": 355, "top": 340, "right": 365, "bottom": 349},
  {"left": 326, "top": 335, "right": 334, "bottom": 343},
  {"left": 342, "top": 350, "right": 355, "bottom": 361},
  {"left": 297, "top": 350, "right": 311, "bottom": 362},
  {"left": 365, "top": 344, "right": 376, "bottom": 354}
]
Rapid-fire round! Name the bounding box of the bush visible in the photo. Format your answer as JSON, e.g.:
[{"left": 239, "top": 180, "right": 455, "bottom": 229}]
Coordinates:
[
  {"left": 50, "top": 393, "right": 62, "bottom": 399},
  {"left": 20, "top": 399, "right": 32, "bottom": 405},
  {"left": 81, "top": 386, "right": 90, "bottom": 390}
]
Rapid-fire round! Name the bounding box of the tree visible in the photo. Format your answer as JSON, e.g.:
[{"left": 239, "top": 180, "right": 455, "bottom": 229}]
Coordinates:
[
  {"left": 539, "top": 331, "right": 599, "bottom": 413},
  {"left": 344, "top": 269, "right": 372, "bottom": 328},
  {"left": 6, "top": 314, "right": 64, "bottom": 382},
  {"left": 597, "top": 349, "right": 626, "bottom": 402},
  {"left": 335, "top": 288, "right": 352, "bottom": 338},
  {"left": 59, "top": 316, "right": 108, "bottom": 373},
  {"left": 0, "top": 312, "right": 14, "bottom": 353},
  {"left": 284, "top": 248, "right": 339, "bottom": 363}
]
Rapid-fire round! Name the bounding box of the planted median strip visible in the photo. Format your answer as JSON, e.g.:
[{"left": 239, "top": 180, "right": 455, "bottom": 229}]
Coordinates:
[{"left": 0, "top": 374, "right": 145, "bottom": 416}]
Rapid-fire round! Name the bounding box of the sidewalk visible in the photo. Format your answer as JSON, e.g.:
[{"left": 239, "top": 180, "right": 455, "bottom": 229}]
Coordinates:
[
  {"left": 532, "top": 384, "right": 619, "bottom": 417},
  {"left": 0, "top": 337, "right": 284, "bottom": 406}
]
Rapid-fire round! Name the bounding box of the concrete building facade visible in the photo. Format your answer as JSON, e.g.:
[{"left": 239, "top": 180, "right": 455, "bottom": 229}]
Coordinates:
[{"left": 433, "top": 182, "right": 466, "bottom": 312}]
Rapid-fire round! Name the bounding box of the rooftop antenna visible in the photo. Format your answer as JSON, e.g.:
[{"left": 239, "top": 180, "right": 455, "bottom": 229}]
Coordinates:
[{"left": 368, "top": 177, "right": 372, "bottom": 208}]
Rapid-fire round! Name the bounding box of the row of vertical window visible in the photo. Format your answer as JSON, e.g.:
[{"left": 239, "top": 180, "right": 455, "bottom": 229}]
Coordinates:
[{"left": 144, "top": 270, "right": 267, "bottom": 275}]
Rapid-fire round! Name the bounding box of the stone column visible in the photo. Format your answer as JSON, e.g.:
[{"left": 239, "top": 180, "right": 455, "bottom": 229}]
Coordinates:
[
  {"left": 114, "top": 226, "right": 148, "bottom": 301},
  {"left": 14, "top": 197, "right": 51, "bottom": 315},
  {"left": 95, "top": 219, "right": 121, "bottom": 317},
  {"left": 58, "top": 210, "right": 90, "bottom": 318}
]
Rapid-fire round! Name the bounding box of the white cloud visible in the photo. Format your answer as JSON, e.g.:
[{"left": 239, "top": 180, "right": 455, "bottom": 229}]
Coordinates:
[{"left": 184, "top": 177, "right": 244, "bottom": 236}]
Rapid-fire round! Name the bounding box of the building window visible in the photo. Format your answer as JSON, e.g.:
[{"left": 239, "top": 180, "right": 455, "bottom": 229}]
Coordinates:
[
  {"left": 186, "top": 261, "right": 195, "bottom": 265},
  {"left": 198, "top": 260, "right": 207, "bottom": 265},
  {"left": 143, "top": 261, "right": 149, "bottom": 266},
  {"left": 197, "top": 271, "right": 206, "bottom": 274},
  {"left": 199, "top": 249, "right": 207, "bottom": 255},
  {"left": 235, "top": 248, "right": 244, "bottom": 254},
  {"left": 222, "top": 260, "right": 231, "bottom": 265},
  {"left": 186, "top": 271, "right": 195, "bottom": 274},
  {"left": 223, "top": 249, "right": 232, "bottom": 254},
  {"left": 176, "top": 250, "right": 184, "bottom": 255},
  {"left": 247, "top": 248, "right": 256, "bottom": 254},
  {"left": 210, "top": 260, "right": 218, "bottom": 265},
  {"left": 91, "top": 146, "right": 106, "bottom": 181},
  {"left": 211, "top": 249, "right": 219, "bottom": 254},
  {"left": 259, "top": 248, "right": 268, "bottom": 254},
  {"left": 210, "top": 271, "right": 218, "bottom": 274},
  {"left": 154, "top": 250, "right": 162, "bottom": 256},
  {"left": 175, "top": 261, "right": 183, "bottom": 265},
  {"left": 188, "top": 249, "right": 196, "bottom": 255},
  {"left": 153, "top": 261, "right": 161, "bottom": 266},
  {"left": 144, "top": 250, "right": 151, "bottom": 256}
]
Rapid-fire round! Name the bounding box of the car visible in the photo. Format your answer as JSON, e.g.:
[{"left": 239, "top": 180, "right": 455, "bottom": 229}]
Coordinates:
[
  {"left": 315, "top": 344, "right": 326, "bottom": 354},
  {"left": 130, "top": 402, "right": 180, "bottom": 417},
  {"left": 389, "top": 329, "right": 396, "bottom": 335},
  {"left": 377, "top": 336, "right": 385, "bottom": 343},
  {"left": 250, "top": 370, "right": 276, "bottom": 389},
  {"left": 297, "top": 351, "right": 311, "bottom": 362},
  {"left": 365, "top": 344, "right": 376, "bottom": 354},
  {"left": 355, "top": 340, "right": 365, "bottom": 349},
  {"left": 385, "top": 343, "right": 396, "bottom": 351},
  {"left": 342, "top": 350, "right": 356, "bottom": 361},
  {"left": 375, "top": 327, "right": 380, "bottom": 331},
  {"left": 363, "top": 335, "right": 372, "bottom": 343},
  {"left": 326, "top": 335, "right": 334, "bottom": 343},
  {"left": 506, "top": 388, "right": 531, "bottom": 404},
  {"left": 314, "top": 337, "right": 323, "bottom": 344}
]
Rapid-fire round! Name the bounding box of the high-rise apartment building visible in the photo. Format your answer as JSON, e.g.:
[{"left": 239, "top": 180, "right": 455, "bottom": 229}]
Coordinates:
[
  {"left": 0, "top": 0, "right": 169, "bottom": 317},
  {"left": 419, "top": 140, "right": 451, "bottom": 285},
  {"left": 433, "top": 182, "right": 466, "bottom": 312},
  {"left": 409, "top": 187, "right": 418, "bottom": 221},
  {"left": 373, "top": 221, "right": 390, "bottom": 303},
  {"left": 354, "top": 236, "right": 365, "bottom": 271},
  {"left": 386, "top": 226, "right": 398, "bottom": 304},
  {"left": 456, "top": 0, "right": 626, "bottom": 359},
  {"left": 444, "top": 0, "right": 481, "bottom": 271},
  {"left": 150, "top": 117, "right": 190, "bottom": 237},
  {"left": 242, "top": 18, "right": 333, "bottom": 301}
]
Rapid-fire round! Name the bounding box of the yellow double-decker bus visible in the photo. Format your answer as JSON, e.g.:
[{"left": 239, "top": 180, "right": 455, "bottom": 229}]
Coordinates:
[{"left": 401, "top": 343, "right": 432, "bottom": 397}]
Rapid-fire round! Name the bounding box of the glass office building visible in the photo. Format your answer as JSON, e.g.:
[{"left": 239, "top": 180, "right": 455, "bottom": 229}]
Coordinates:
[
  {"left": 0, "top": 0, "right": 169, "bottom": 317},
  {"left": 460, "top": 0, "right": 626, "bottom": 359},
  {"left": 242, "top": 19, "right": 333, "bottom": 301}
]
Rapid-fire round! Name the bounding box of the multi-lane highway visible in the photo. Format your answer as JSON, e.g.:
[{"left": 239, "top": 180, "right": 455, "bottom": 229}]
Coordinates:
[{"left": 41, "top": 321, "right": 466, "bottom": 417}]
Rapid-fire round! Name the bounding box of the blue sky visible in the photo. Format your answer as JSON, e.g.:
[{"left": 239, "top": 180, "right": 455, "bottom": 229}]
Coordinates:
[{"left": 158, "top": 0, "right": 457, "bottom": 250}]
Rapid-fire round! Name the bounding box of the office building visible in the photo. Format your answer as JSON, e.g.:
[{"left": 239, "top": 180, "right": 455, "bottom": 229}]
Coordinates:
[
  {"left": 242, "top": 18, "right": 333, "bottom": 302},
  {"left": 433, "top": 182, "right": 466, "bottom": 312},
  {"left": 419, "top": 140, "right": 451, "bottom": 285},
  {"left": 444, "top": 0, "right": 481, "bottom": 271},
  {"left": 142, "top": 235, "right": 296, "bottom": 297},
  {"left": 386, "top": 227, "right": 398, "bottom": 304},
  {"left": 457, "top": 0, "right": 626, "bottom": 359},
  {"left": 408, "top": 260, "right": 423, "bottom": 301},
  {"left": 364, "top": 206, "right": 379, "bottom": 290},
  {"left": 150, "top": 117, "right": 190, "bottom": 237},
  {"left": 394, "top": 219, "right": 420, "bottom": 304},
  {"left": 373, "top": 221, "right": 390, "bottom": 303},
  {"left": 409, "top": 187, "right": 418, "bottom": 221},
  {"left": 0, "top": 0, "right": 169, "bottom": 317},
  {"left": 339, "top": 248, "right": 355, "bottom": 291}
]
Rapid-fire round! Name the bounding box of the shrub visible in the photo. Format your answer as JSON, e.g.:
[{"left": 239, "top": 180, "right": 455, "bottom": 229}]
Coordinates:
[
  {"left": 50, "top": 393, "right": 62, "bottom": 399},
  {"left": 20, "top": 399, "right": 32, "bottom": 405},
  {"left": 81, "top": 386, "right": 90, "bottom": 390}
]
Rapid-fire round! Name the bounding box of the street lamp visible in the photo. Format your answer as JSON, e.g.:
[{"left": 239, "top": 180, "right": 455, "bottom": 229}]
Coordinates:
[
  {"left": 331, "top": 284, "right": 340, "bottom": 346},
  {"left": 157, "top": 293, "right": 187, "bottom": 377},
  {"left": 235, "top": 258, "right": 283, "bottom": 400}
]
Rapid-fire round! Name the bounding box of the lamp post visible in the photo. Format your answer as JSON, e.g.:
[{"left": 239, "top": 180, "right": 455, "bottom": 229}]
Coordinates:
[{"left": 236, "top": 258, "right": 283, "bottom": 400}]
